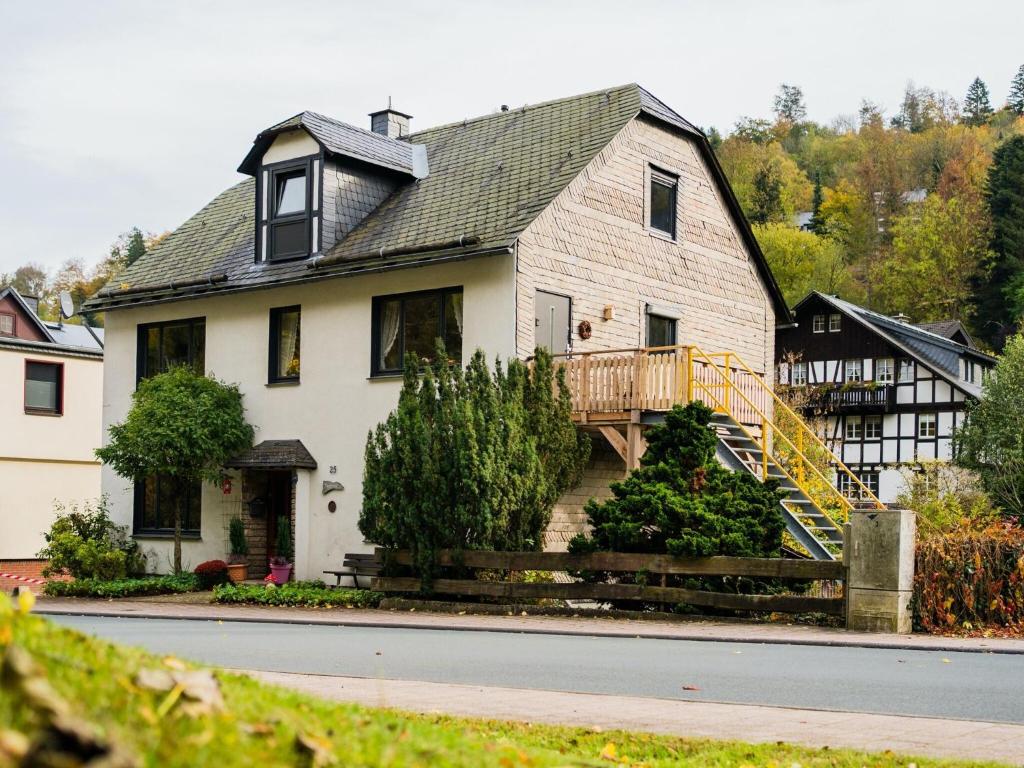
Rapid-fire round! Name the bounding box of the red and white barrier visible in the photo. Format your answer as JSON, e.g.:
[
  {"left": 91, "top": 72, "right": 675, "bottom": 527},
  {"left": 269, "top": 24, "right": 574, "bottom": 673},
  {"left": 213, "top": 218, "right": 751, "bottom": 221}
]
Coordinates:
[{"left": 0, "top": 572, "right": 46, "bottom": 586}]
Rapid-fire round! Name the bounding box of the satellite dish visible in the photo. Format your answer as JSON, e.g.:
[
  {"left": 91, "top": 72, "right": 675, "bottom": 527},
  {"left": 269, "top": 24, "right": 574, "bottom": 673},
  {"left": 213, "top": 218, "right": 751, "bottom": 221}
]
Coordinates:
[{"left": 59, "top": 290, "right": 74, "bottom": 319}]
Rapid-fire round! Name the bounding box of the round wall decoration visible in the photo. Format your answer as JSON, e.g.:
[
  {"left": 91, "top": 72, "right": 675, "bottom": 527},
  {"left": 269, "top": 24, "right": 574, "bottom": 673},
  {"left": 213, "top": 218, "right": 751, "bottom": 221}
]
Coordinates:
[{"left": 578, "top": 320, "right": 592, "bottom": 340}]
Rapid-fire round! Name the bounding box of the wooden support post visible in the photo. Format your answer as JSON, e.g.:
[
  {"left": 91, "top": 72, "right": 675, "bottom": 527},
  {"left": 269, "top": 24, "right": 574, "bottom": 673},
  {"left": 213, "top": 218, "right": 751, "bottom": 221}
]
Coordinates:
[
  {"left": 626, "top": 412, "right": 645, "bottom": 471},
  {"left": 598, "top": 425, "right": 628, "bottom": 465}
]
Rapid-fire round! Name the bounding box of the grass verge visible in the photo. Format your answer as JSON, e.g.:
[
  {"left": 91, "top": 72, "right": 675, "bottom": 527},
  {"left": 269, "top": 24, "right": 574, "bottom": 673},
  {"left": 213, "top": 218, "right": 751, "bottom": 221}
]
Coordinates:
[
  {"left": 42, "top": 573, "right": 202, "bottom": 598},
  {"left": 0, "top": 594, "right": 1005, "bottom": 767},
  {"left": 212, "top": 580, "right": 382, "bottom": 608}
]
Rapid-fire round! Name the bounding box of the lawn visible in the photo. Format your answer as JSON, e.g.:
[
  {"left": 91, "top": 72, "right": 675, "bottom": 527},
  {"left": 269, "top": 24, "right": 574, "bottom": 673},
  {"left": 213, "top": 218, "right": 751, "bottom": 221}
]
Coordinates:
[{"left": 0, "top": 594, "right": 1004, "bottom": 767}]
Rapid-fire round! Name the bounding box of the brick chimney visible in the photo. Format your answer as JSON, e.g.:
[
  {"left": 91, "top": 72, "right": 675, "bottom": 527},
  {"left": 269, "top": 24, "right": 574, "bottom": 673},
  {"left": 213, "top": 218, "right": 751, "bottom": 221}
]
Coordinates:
[{"left": 369, "top": 100, "right": 411, "bottom": 139}]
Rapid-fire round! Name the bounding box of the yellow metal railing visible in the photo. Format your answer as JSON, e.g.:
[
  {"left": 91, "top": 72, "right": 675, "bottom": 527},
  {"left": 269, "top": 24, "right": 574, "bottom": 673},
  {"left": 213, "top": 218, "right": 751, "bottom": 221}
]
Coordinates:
[{"left": 553, "top": 344, "right": 885, "bottom": 521}]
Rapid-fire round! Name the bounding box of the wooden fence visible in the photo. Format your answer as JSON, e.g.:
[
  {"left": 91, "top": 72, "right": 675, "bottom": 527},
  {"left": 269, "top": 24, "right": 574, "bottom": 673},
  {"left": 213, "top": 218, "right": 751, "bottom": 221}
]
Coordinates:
[{"left": 371, "top": 549, "right": 846, "bottom": 616}]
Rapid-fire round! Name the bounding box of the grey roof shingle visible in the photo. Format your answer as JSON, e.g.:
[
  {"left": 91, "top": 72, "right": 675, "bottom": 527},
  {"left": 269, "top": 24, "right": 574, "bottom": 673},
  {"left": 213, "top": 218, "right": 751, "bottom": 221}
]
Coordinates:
[
  {"left": 224, "top": 439, "right": 317, "bottom": 470},
  {"left": 87, "top": 84, "right": 789, "bottom": 320}
]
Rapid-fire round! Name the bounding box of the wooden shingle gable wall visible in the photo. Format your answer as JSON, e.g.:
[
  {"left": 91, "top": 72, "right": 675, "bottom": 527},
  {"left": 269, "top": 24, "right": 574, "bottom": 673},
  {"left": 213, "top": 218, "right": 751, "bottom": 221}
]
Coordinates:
[{"left": 515, "top": 116, "right": 775, "bottom": 372}]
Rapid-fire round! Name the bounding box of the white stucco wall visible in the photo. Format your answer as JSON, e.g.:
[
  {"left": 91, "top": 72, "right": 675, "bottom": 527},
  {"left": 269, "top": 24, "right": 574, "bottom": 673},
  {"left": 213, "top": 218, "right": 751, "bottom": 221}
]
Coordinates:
[
  {"left": 0, "top": 347, "right": 103, "bottom": 559},
  {"left": 100, "top": 255, "right": 516, "bottom": 576},
  {"left": 262, "top": 130, "right": 319, "bottom": 165}
]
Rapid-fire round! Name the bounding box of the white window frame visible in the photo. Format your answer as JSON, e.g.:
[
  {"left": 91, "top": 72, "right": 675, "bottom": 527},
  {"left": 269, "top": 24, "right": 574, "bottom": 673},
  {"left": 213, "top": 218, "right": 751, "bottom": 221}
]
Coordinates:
[
  {"left": 844, "top": 359, "right": 863, "bottom": 383},
  {"left": 876, "top": 358, "right": 894, "bottom": 384},
  {"left": 812, "top": 315, "right": 825, "bottom": 333},
  {"left": 864, "top": 415, "right": 882, "bottom": 440},
  {"left": 845, "top": 416, "right": 862, "bottom": 440},
  {"left": 791, "top": 361, "right": 808, "bottom": 386},
  {"left": 918, "top": 413, "right": 937, "bottom": 438},
  {"left": 828, "top": 313, "right": 842, "bottom": 332},
  {"left": 898, "top": 359, "right": 914, "bottom": 383}
]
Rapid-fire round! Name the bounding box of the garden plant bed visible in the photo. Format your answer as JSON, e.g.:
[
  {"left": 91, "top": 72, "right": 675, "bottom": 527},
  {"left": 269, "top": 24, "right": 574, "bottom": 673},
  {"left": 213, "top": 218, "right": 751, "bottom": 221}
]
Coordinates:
[
  {"left": 213, "top": 581, "right": 382, "bottom": 609},
  {"left": 42, "top": 574, "right": 202, "bottom": 599},
  {"left": 1, "top": 594, "right": 999, "bottom": 767}
]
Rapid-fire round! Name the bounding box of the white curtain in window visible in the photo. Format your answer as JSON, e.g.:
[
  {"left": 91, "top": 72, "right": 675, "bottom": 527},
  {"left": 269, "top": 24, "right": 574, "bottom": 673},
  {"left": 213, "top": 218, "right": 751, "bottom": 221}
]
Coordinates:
[
  {"left": 381, "top": 301, "right": 401, "bottom": 363},
  {"left": 450, "top": 292, "right": 463, "bottom": 336},
  {"left": 278, "top": 312, "right": 300, "bottom": 376}
]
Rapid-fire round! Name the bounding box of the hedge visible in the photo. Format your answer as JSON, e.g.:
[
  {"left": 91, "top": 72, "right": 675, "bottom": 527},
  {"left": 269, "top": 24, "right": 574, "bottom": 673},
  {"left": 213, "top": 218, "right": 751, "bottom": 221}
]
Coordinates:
[
  {"left": 212, "top": 581, "right": 382, "bottom": 608},
  {"left": 43, "top": 574, "right": 202, "bottom": 599},
  {"left": 913, "top": 522, "right": 1024, "bottom": 631}
]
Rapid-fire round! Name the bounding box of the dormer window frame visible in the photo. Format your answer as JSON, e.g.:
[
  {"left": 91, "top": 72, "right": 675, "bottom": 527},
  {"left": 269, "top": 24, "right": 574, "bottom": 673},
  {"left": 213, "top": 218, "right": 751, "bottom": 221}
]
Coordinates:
[{"left": 256, "top": 154, "right": 321, "bottom": 264}]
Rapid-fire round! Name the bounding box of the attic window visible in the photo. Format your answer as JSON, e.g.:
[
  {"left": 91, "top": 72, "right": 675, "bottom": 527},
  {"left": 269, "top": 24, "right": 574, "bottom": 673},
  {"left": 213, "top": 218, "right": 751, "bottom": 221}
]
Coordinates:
[
  {"left": 649, "top": 168, "right": 678, "bottom": 238},
  {"left": 267, "top": 163, "right": 311, "bottom": 260},
  {"left": 0, "top": 312, "right": 14, "bottom": 336}
]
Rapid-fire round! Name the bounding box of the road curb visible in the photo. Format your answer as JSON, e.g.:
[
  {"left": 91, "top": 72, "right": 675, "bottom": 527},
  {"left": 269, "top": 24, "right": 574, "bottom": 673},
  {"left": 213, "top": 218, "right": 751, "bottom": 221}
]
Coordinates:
[{"left": 34, "top": 605, "right": 1024, "bottom": 655}]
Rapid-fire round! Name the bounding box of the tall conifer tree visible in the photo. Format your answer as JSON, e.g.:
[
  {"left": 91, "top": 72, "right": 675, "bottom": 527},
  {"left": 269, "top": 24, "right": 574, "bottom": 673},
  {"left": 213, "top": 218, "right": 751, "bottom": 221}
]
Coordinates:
[{"left": 963, "top": 77, "right": 994, "bottom": 126}]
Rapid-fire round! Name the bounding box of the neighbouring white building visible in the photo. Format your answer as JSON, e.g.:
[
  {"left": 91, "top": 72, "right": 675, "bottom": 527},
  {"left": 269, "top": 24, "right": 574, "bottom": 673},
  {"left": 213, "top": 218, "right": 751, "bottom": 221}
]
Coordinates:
[
  {"left": 0, "top": 286, "right": 104, "bottom": 587},
  {"left": 85, "top": 85, "right": 795, "bottom": 577}
]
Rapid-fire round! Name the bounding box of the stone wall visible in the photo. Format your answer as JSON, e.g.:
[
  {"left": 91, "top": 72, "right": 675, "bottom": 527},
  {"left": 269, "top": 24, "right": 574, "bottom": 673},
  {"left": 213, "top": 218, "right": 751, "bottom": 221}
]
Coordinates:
[{"left": 545, "top": 435, "right": 624, "bottom": 551}]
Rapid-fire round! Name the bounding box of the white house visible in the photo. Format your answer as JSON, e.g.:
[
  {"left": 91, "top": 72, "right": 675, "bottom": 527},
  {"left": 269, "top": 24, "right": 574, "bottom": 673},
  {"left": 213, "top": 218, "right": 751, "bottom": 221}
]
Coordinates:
[{"left": 85, "top": 85, "right": 793, "bottom": 577}]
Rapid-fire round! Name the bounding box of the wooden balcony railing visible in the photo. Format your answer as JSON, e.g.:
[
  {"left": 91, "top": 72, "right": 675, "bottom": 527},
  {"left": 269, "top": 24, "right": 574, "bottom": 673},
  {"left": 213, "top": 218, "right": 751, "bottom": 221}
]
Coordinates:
[
  {"left": 552, "top": 345, "right": 770, "bottom": 425},
  {"left": 810, "top": 384, "right": 895, "bottom": 413}
]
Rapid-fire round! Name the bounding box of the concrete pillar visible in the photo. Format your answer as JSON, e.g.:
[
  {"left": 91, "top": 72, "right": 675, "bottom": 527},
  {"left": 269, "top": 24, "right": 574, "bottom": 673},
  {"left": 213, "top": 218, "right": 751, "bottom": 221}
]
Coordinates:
[
  {"left": 845, "top": 509, "right": 916, "bottom": 633},
  {"left": 292, "top": 469, "right": 313, "bottom": 581}
]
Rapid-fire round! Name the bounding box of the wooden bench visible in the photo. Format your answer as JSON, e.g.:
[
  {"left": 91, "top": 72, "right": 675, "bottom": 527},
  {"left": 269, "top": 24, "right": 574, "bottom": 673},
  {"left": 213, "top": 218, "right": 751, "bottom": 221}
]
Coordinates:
[{"left": 324, "top": 553, "right": 382, "bottom": 589}]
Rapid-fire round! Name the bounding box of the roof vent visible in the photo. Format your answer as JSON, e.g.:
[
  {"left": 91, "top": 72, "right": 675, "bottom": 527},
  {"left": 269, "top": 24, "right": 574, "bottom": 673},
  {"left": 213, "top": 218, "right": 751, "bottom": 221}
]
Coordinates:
[
  {"left": 891, "top": 312, "right": 911, "bottom": 324},
  {"left": 369, "top": 99, "right": 412, "bottom": 139}
]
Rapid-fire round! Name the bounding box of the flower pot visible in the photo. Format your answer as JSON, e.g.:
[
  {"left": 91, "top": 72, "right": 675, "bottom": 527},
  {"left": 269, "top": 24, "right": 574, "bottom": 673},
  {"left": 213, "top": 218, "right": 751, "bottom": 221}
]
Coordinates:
[
  {"left": 226, "top": 562, "right": 248, "bottom": 584},
  {"left": 269, "top": 562, "right": 292, "bottom": 585}
]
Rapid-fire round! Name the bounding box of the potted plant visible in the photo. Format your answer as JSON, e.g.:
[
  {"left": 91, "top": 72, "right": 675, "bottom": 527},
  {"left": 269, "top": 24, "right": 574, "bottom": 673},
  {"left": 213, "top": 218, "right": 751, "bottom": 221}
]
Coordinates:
[
  {"left": 269, "top": 516, "right": 293, "bottom": 584},
  {"left": 227, "top": 516, "right": 249, "bottom": 583}
]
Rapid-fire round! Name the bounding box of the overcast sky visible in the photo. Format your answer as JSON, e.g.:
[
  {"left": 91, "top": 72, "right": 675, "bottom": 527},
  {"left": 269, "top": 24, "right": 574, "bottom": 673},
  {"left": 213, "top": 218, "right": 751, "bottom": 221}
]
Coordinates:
[{"left": 2, "top": 0, "right": 1022, "bottom": 274}]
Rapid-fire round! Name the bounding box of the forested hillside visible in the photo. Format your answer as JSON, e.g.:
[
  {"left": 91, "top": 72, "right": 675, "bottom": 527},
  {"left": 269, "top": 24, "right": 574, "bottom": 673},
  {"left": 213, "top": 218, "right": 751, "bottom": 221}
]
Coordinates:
[{"left": 714, "top": 69, "right": 1024, "bottom": 351}]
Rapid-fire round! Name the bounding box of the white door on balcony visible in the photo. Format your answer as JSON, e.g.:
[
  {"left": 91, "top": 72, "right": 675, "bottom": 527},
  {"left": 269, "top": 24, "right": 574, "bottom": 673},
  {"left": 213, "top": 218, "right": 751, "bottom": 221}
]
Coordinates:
[{"left": 535, "top": 290, "right": 571, "bottom": 354}]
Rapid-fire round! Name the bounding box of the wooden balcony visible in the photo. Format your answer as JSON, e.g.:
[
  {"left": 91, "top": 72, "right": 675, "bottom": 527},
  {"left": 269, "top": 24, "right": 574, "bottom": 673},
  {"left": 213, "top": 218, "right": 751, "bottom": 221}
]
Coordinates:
[
  {"left": 552, "top": 345, "right": 770, "bottom": 426},
  {"left": 806, "top": 384, "right": 896, "bottom": 414}
]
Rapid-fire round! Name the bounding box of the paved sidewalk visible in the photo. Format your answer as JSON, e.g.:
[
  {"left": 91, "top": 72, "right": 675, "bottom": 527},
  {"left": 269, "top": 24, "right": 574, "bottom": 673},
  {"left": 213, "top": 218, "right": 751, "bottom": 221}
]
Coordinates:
[
  {"left": 248, "top": 670, "right": 1024, "bottom": 764},
  {"left": 34, "top": 596, "right": 1024, "bottom": 654}
]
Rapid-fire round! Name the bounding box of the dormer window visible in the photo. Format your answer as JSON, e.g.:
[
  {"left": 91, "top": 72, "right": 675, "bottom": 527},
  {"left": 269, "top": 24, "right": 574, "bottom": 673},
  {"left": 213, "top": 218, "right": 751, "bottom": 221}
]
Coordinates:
[{"left": 268, "top": 162, "right": 312, "bottom": 260}]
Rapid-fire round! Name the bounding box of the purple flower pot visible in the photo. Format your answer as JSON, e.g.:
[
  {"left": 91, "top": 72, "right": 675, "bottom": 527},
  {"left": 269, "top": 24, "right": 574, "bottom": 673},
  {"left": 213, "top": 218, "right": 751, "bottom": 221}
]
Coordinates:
[{"left": 269, "top": 563, "right": 292, "bottom": 585}]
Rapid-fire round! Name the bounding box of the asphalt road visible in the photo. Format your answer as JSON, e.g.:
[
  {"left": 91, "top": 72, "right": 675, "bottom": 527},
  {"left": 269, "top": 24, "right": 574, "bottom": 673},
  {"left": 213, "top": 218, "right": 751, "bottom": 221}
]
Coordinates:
[{"left": 48, "top": 614, "right": 1024, "bottom": 723}]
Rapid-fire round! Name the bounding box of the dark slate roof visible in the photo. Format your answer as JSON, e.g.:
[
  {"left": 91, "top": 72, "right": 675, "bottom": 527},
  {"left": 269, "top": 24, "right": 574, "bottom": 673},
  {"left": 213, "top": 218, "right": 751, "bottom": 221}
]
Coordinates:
[
  {"left": 86, "top": 85, "right": 790, "bottom": 321},
  {"left": 0, "top": 286, "right": 103, "bottom": 355},
  {"left": 915, "top": 320, "right": 977, "bottom": 349},
  {"left": 225, "top": 439, "right": 317, "bottom": 470},
  {"left": 238, "top": 111, "right": 422, "bottom": 177},
  {"left": 795, "top": 291, "right": 995, "bottom": 397}
]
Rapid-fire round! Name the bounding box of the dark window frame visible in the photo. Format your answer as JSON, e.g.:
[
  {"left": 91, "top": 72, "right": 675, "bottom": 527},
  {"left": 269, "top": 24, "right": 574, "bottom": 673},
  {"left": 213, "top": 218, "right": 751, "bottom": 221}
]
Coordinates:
[
  {"left": 267, "top": 159, "right": 313, "bottom": 262},
  {"left": 370, "top": 286, "right": 463, "bottom": 377},
  {"left": 24, "top": 359, "right": 64, "bottom": 416},
  {"left": 136, "top": 317, "right": 206, "bottom": 384},
  {"left": 268, "top": 305, "right": 301, "bottom": 384},
  {"left": 0, "top": 311, "right": 15, "bottom": 336},
  {"left": 132, "top": 476, "right": 203, "bottom": 539},
  {"left": 645, "top": 313, "right": 677, "bottom": 347},
  {"left": 648, "top": 166, "right": 678, "bottom": 238}
]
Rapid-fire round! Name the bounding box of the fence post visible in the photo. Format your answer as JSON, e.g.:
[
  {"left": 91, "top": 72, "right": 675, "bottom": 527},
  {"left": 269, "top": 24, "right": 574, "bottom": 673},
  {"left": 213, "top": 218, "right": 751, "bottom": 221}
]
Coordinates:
[
  {"left": 845, "top": 508, "right": 916, "bottom": 633},
  {"left": 685, "top": 346, "right": 694, "bottom": 403}
]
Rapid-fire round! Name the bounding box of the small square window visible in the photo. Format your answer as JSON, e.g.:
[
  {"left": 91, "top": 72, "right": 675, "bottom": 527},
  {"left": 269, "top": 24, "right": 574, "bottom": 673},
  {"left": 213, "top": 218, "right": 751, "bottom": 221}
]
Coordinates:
[
  {"left": 645, "top": 313, "right": 677, "bottom": 347},
  {"left": 898, "top": 359, "right": 914, "bottom": 383},
  {"left": 844, "top": 359, "right": 863, "bottom": 383},
  {"left": 0, "top": 312, "right": 14, "bottom": 336},
  {"left": 864, "top": 415, "right": 882, "bottom": 440},
  {"left": 25, "top": 361, "right": 63, "bottom": 415},
  {"left": 812, "top": 315, "right": 825, "bottom": 333},
  {"left": 828, "top": 313, "right": 842, "bottom": 332},
  {"left": 269, "top": 306, "right": 301, "bottom": 383},
  {"left": 845, "top": 416, "right": 862, "bottom": 440},
  {"left": 876, "top": 358, "right": 894, "bottom": 384},
  {"left": 792, "top": 362, "right": 808, "bottom": 386},
  {"left": 649, "top": 170, "right": 677, "bottom": 237},
  {"left": 919, "top": 413, "right": 937, "bottom": 438}
]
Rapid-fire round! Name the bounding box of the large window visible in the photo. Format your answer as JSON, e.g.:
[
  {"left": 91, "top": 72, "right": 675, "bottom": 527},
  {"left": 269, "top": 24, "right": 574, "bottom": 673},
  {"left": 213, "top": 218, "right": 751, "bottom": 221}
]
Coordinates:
[
  {"left": 137, "top": 317, "right": 206, "bottom": 381},
  {"left": 269, "top": 163, "right": 310, "bottom": 260},
  {"left": 25, "top": 361, "right": 63, "bottom": 415},
  {"left": 372, "top": 287, "right": 463, "bottom": 376},
  {"left": 876, "top": 358, "right": 894, "bottom": 384},
  {"left": 812, "top": 315, "right": 825, "bottom": 333},
  {"left": 645, "top": 313, "right": 677, "bottom": 347},
  {"left": 844, "top": 359, "right": 863, "bottom": 383},
  {"left": 898, "top": 359, "right": 914, "bottom": 383},
  {"left": 269, "top": 306, "right": 301, "bottom": 383},
  {"left": 648, "top": 168, "right": 677, "bottom": 237},
  {"left": 134, "top": 476, "right": 202, "bottom": 538},
  {"left": 828, "top": 313, "right": 842, "bottom": 332}
]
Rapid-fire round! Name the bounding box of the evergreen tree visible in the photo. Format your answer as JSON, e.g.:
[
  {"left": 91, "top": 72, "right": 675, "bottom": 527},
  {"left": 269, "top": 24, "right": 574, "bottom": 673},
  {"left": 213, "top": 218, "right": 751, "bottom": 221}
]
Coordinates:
[
  {"left": 750, "top": 161, "right": 784, "bottom": 224},
  {"left": 1009, "top": 64, "right": 1024, "bottom": 116},
  {"left": 808, "top": 172, "right": 825, "bottom": 233},
  {"left": 963, "top": 77, "right": 994, "bottom": 126},
  {"left": 972, "top": 136, "right": 1024, "bottom": 350}
]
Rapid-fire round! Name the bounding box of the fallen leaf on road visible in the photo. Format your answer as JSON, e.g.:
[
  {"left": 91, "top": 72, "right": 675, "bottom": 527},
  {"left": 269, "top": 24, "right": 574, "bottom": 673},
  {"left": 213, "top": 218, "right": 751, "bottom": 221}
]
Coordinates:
[
  {"left": 681, "top": 685, "right": 701, "bottom": 691},
  {"left": 942, "top": 658, "right": 952, "bottom": 663},
  {"left": 599, "top": 742, "right": 617, "bottom": 760}
]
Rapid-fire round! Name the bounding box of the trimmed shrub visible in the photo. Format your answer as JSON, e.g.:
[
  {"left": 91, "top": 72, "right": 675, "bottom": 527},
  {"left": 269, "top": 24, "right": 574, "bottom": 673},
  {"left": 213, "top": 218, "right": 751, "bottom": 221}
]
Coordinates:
[
  {"left": 913, "top": 522, "right": 1024, "bottom": 632},
  {"left": 213, "top": 581, "right": 382, "bottom": 608},
  {"left": 194, "top": 559, "right": 230, "bottom": 589},
  {"left": 37, "top": 498, "right": 145, "bottom": 580},
  {"left": 43, "top": 574, "right": 201, "bottom": 598}
]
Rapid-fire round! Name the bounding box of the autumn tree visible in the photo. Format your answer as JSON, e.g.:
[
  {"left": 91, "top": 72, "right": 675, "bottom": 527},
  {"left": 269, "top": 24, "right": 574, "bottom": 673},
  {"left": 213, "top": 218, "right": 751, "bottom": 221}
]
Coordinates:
[
  {"left": 752, "top": 222, "right": 852, "bottom": 305},
  {"left": 0, "top": 263, "right": 48, "bottom": 300},
  {"left": 773, "top": 84, "right": 807, "bottom": 123},
  {"left": 963, "top": 77, "right": 994, "bottom": 127}
]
